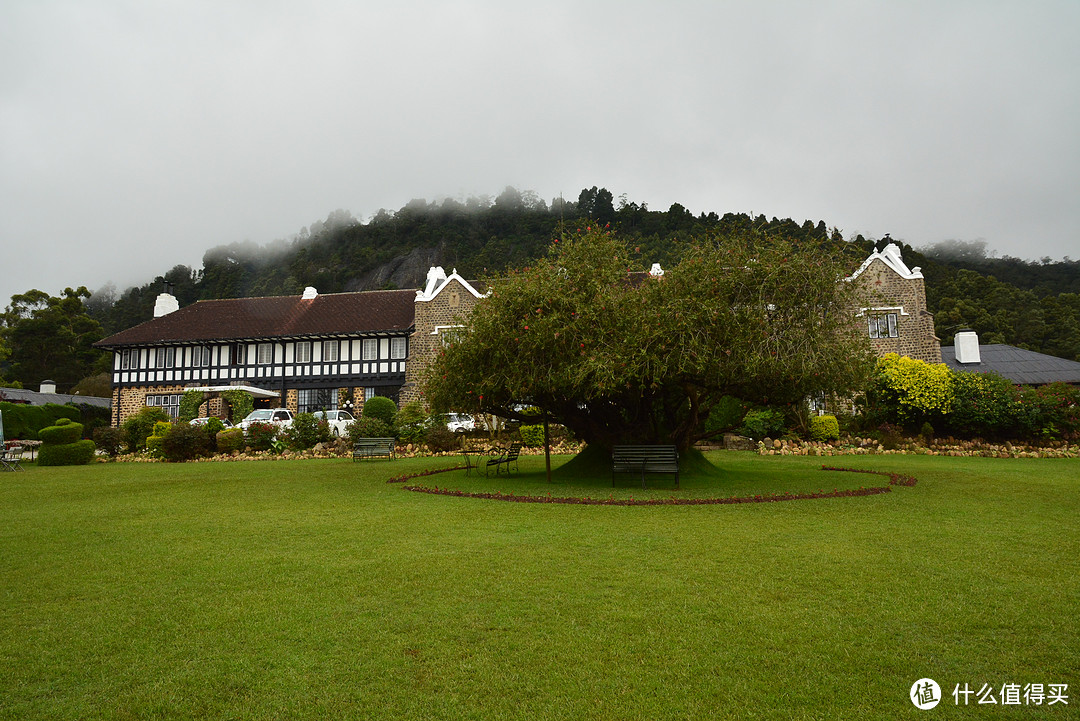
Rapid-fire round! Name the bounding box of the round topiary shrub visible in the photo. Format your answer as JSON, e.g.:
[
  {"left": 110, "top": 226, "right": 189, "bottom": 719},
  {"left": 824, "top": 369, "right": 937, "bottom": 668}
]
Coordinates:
[
  {"left": 362, "top": 396, "right": 398, "bottom": 425},
  {"left": 518, "top": 424, "right": 544, "bottom": 447},
  {"left": 808, "top": 414, "right": 840, "bottom": 442},
  {"left": 38, "top": 418, "right": 95, "bottom": 466}
]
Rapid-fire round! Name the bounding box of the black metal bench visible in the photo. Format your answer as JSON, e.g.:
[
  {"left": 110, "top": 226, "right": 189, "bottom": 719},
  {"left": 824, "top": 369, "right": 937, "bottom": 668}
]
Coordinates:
[
  {"left": 352, "top": 437, "right": 395, "bottom": 461},
  {"left": 485, "top": 443, "right": 522, "bottom": 476},
  {"left": 612, "top": 445, "right": 679, "bottom": 489}
]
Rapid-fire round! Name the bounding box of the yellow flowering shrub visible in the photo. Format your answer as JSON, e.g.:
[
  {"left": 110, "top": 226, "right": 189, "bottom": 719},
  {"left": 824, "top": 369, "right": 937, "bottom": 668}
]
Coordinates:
[{"left": 876, "top": 353, "right": 954, "bottom": 421}]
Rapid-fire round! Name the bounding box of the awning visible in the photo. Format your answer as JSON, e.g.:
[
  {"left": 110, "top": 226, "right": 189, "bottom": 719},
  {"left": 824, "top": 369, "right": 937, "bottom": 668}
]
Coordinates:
[{"left": 184, "top": 385, "right": 280, "bottom": 399}]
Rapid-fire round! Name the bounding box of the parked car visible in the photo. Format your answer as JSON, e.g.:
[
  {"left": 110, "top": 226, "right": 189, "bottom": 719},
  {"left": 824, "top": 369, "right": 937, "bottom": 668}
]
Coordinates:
[
  {"left": 239, "top": 408, "right": 294, "bottom": 431},
  {"left": 312, "top": 410, "right": 355, "bottom": 437},
  {"left": 446, "top": 413, "right": 477, "bottom": 433},
  {"left": 188, "top": 416, "right": 232, "bottom": 428}
]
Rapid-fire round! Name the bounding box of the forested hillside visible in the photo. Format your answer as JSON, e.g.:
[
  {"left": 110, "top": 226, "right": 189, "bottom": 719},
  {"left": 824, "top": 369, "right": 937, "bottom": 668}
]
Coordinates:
[
  {"left": 86, "top": 187, "right": 869, "bottom": 336},
  {"left": 4, "top": 186, "right": 1077, "bottom": 394},
  {"left": 84, "top": 186, "right": 1080, "bottom": 363}
]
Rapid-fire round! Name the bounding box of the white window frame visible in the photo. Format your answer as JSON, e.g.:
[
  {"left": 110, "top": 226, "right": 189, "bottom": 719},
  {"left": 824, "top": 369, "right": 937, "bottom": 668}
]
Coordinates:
[
  {"left": 153, "top": 347, "right": 175, "bottom": 369},
  {"left": 295, "top": 341, "right": 312, "bottom": 363},
  {"left": 323, "top": 340, "right": 339, "bottom": 362},
  {"left": 146, "top": 394, "right": 182, "bottom": 419},
  {"left": 868, "top": 313, "right": 898, "bottom": 339},
  {"left": 362, "top": 338, "right": 378, "bottom": 361},
  {"left": 120, "top": 348, "right": 139, "bottom": 370},
  {"left": 390, "top": 337, "right": 406, "bottom": 359},
  {"left": 298, "top": 388, "right": 337, "bottom": 414},
  {"left": 257, "top": 343, "right": 274, "bottom": 365}
]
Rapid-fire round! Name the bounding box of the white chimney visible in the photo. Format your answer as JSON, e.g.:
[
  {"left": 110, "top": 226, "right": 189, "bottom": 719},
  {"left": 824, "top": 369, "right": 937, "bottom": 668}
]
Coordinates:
[
  {"left": 153, "top": 292, "right": 179, "bottom": 318},
  {"left": 302, "top": 286, "right": 318, "bottom": 300},
  {"left": 39, "top": 380, "right": 56, "bottom": 394},
  {"left": 954, "top": 330, "right": 981, "bottom": 364},
  {"left": 424, "top": 266, "right": 447, "bottom": 296}
]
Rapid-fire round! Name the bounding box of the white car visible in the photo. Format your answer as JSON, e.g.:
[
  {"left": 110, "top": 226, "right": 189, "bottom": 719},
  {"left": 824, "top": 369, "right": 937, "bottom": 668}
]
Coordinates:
[
  {"left": 188, "top": 416, "right": 233, "bottom": 428},
  {"left": 313, "top": 410, "right": 355, "bottom": 437},
  {"left": 446, "top": 413, "right": 476, "bottom": 433},
  {"left": 239, "top": 408, "right": 294, "bottom": 431}
]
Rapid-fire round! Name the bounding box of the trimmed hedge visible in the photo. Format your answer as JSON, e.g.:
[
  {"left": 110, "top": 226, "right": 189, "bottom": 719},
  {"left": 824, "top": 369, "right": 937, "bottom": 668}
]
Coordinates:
[
  {"left": 519, "top": 424, "right": 544, "bottom": 447},
  {"left": 37, "top": 418, "right": 94, "bottom": 466},
  {"left": 0, "top": 402, "right": 81, "bottom": 440},
  {"left": 809, "top": 415, "right": 840, "bottom": 442},
  {"left": 38, "top": 439, "right": 96, "bottom": 466},
  {"left": 39, "top": 418, "right": 83, "bottom": 445},
  {"left": 216, "top": 428, "right": 245, "bottom": 454}
]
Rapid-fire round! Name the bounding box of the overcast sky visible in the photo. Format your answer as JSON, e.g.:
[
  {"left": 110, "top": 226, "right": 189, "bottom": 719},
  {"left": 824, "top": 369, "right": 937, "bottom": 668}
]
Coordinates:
[{"left": 2, "top": 0, "right": 1077, "bottom": 307}]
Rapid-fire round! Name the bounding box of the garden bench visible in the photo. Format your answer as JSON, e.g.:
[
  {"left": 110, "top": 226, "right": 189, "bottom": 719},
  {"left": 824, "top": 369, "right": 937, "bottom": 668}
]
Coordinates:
[
  {"left": 485, "top": 443, "right": 522, "bottom": 476},
  {"left": 352, "top": 437, "right": 396, "bottom": 461},
  {"left": 612, "top": 445, "right": 679, "bottom": 489}
]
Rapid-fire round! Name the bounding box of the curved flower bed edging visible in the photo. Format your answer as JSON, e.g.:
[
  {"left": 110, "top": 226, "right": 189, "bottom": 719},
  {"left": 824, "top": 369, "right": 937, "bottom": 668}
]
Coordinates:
[{"left": 387, "top": 465, "right": 917, "bottom": 506}]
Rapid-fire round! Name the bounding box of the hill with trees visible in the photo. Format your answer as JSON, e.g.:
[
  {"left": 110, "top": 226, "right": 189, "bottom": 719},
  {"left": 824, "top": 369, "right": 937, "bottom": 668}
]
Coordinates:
[{"left": 3, "top": 186, "right": 1078, "bottom": 393}]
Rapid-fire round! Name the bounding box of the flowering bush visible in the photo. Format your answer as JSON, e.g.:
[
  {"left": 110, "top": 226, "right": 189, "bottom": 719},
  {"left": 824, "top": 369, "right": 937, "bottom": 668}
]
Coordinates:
[
  {"left": 875, "top": 353, "right": 954, "bottom": 423},
  {"left": 245, "top": 422, "right": 278, "bottom": 452}
]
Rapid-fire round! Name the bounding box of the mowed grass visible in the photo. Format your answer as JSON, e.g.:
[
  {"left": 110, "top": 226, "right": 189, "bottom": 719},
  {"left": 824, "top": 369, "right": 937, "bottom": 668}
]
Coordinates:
[{"left": 1, "top": 453, "right": 1077, "bottom": 720}]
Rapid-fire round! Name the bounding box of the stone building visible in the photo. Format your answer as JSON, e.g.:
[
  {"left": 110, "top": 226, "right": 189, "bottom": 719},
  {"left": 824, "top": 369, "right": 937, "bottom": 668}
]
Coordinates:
[
  {"left": 94, "top": 268, "right": 483, "bottom": 426},
  {"left": 95, "top": 244, "right": 940, "bottom": 427},
  {"left": 846, "top": 242, "right": 942, "bottom": 363}
]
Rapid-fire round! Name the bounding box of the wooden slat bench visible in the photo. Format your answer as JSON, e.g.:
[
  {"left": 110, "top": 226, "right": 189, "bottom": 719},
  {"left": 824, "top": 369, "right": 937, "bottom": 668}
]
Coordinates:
[
  {"left": 352, "top": 437, "right": 396, "bottom": 461},
  {"left": 612, "top": 445, "right": 679, "bottom": 489}
]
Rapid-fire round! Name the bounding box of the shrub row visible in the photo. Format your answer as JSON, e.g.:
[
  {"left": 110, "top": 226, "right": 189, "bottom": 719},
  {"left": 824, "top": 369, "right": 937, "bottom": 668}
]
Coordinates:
[{"left": 861, "top": 353, "right": 1080, "bottom": 440}]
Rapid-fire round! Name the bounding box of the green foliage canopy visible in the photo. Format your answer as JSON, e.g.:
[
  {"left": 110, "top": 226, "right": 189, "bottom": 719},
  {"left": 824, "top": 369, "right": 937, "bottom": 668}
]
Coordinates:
[
  {"left": 423, "top": 227, "right": 874, "bottom": 450},
  {"left": 0, "top": 287, "right": 106, "bottom": 389}
]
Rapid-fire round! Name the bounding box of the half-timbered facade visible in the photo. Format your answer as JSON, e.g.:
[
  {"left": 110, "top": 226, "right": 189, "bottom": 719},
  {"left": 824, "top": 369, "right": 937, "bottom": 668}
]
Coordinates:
[{"left": 96, "top": 286, "right": 419, "bottom": 426}]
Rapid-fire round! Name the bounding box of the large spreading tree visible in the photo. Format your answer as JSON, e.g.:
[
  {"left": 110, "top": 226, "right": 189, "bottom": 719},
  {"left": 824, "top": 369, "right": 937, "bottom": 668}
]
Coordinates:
[{"left": 422, "top": 227, "right": 875, "bottom": 450}]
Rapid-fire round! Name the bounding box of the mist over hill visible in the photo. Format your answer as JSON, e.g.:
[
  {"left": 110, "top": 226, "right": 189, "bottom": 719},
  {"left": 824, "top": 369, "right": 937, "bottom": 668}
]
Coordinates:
[{"left": 85, "top": 186, "right": 1080, "bottom": 362}]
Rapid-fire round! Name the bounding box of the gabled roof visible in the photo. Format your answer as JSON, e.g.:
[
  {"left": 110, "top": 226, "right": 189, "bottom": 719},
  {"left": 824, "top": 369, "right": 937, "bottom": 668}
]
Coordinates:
[
  {"left": 941, "top": 344, "right": 1080, "bottom": 385},
  {"left": 847, "top": 243, "right": 924, "bottom": 281},
  {"left": 414, "top": 267, "right": 485, "bottom": 302},
  {"left": 94, "top": 289, "right": 416, "bottom": 348}
]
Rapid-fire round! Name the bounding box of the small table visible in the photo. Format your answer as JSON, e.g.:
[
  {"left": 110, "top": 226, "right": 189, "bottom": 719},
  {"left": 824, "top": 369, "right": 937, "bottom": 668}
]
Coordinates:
[{"left": 461, "top": 447, "right": 497, "bottom": 476}]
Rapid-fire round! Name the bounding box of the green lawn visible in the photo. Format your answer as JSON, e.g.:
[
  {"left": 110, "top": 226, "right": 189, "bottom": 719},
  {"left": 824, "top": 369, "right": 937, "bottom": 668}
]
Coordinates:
[{"left": 1, "top": 453, "right": 1077, "bottom": 720}]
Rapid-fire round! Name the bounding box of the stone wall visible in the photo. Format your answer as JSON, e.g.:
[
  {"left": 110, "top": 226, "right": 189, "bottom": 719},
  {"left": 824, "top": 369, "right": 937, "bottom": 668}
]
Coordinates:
[
  {"left": 401, "top": 277, "right": 481, "bottom": 407},
  {"left": 114, "top": 384, "right": 188, "bottom": 426},
  {"left": 854, "top": 258, "right": 942, "bottom": 363}
]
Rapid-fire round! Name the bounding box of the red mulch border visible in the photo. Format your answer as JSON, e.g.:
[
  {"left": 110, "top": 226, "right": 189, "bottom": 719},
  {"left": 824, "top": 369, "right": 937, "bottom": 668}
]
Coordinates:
[{"left": 387, "top": 465, "right": 917, "bottom": 506}]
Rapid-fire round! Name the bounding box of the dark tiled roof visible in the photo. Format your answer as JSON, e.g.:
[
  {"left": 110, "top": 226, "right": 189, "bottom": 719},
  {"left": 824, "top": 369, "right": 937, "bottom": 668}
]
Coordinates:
[
  {"left": 941, "top": 344, "right": 1080, "bottom": 385},
  {"left": 0, "top": 387, "right": 111, "bottom": 408},
  {"left": 95, "top": 289, "right": 416, "bottom": 348}
]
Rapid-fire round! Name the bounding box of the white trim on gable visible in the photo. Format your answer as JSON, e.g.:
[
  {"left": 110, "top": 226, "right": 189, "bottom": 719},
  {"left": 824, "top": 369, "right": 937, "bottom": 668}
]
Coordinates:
[
  {"left": 414, "top": 266, "right": 485, "bottom": 302},
  {"left": 854, "top": 305, "right": 909, "bottom": 317},
  {"left": 846, "top": 243, "right": 924, "bottom": 282}
]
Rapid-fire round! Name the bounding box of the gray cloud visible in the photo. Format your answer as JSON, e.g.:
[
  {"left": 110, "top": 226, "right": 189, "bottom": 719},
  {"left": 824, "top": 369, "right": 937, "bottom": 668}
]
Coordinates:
[{"left": 2, "top": 0, "right": 1077, "bottom": 306}]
